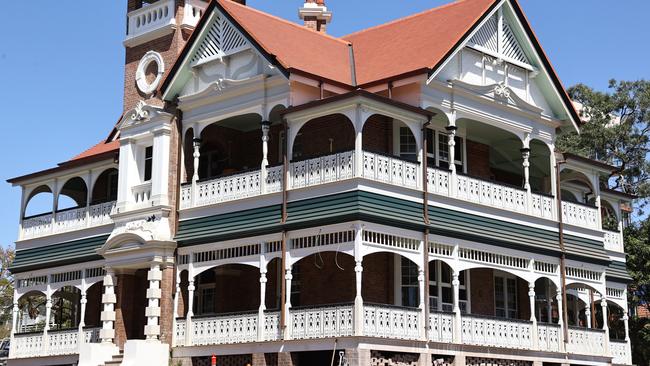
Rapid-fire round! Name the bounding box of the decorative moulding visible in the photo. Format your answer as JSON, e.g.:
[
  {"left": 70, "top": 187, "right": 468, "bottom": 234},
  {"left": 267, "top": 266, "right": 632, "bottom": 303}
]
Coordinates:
[{"left": 451, "top": 79, "right": 544, "bottom": 115}]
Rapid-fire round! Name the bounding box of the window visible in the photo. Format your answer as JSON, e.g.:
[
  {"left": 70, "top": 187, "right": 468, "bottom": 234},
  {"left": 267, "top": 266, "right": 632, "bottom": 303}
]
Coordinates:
[
  {"left": 426, "top": 129, "right": 435, "bottom": 167},
  {"left": 107, "top": 170, "right": 118, "bottom": 201},
  {"left": 429, "top": 263, "right": 469, "bottom": 313},
  {"left": 494, "top": 273, "right": 518, "bottom": 319},
  {"left": 198, "top": 287, "right": 215, "bottom": 314},
  {"left": 438, "top": 134, "right": 463, "bottom": 171},
  {"left": 401, "top": 257, "right": 419, "bottom": 307},
  {"left": 399, "top": 127, "right": 417, "bottom": 161},
  {"left": 143, "top": 146, "right": 153, "bottom": 181},
  {"left": 290, "top": 264, "right": 301, "bottom": 307}
]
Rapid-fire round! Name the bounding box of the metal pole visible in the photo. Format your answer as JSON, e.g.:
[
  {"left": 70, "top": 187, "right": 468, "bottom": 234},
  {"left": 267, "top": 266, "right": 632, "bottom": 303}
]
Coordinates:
[{"left": 554, "top": 154, "right": 569, "bottom": 343}]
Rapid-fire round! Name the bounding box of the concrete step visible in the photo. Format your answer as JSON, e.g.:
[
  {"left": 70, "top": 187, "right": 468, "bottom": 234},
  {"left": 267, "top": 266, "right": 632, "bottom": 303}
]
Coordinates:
[{"left": 103, "top": 351, "right": 124, "bottom": 366}]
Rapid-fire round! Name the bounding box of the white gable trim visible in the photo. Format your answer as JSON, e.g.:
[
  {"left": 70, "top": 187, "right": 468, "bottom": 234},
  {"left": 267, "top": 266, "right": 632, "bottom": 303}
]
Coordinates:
[
  {"left": 468, "top": 7, "right": 531, "bottom": 68},
  {"left": 190, "top": 10, "right": 251, "bottom": 67}
]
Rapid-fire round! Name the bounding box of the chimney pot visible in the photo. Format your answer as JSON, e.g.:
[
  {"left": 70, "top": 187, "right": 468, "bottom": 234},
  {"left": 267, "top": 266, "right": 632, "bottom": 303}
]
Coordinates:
[{"left": 299, "top": 0, "right": 331, "bottom": 33}]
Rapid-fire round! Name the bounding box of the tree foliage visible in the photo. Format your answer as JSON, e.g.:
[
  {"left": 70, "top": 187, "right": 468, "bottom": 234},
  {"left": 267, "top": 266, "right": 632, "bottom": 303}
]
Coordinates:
[{"left": 0, "top": 247, "right": 14, "bottom": 339}]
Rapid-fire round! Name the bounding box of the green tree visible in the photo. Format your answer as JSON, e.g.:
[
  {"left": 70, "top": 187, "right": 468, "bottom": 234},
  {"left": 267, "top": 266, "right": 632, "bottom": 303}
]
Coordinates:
[
  {"left": 0, "top": 247, "right": 15, "bottom": 339},
  {"left": 557, "top": 80, "right": 650, "bottom": 365}
]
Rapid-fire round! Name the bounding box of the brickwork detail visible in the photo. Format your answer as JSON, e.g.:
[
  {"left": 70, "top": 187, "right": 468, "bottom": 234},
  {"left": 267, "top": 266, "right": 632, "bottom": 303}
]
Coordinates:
[
  {"left": 465, "top": 358, "right": 531, "bottom": 366},
  {"left": 370, "top": 351, "right": 420, "bottom": 366}
]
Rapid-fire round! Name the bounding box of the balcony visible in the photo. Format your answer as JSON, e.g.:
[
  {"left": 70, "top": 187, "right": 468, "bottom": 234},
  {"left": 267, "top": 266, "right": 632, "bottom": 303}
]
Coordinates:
[
  {"left": 21, "top": 201, "right": 115, "bottom": 240},
  {"left": 125, "top": 0, "right": 176, "bottom": 47},
  {"left": 10, "top": 327, "right": 101, "bottom": 359},
  {"left": 179, "top": 150, "right": 600, "bottom": 230}
]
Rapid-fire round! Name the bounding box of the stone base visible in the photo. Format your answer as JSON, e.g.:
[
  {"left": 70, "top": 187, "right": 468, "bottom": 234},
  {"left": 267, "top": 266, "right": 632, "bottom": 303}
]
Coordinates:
[
  {"left": 78, "top": 342, "right": 120, "bottom": 366},
  {"left": 121, "top": 339, "right": 169, "bottom": 366}
]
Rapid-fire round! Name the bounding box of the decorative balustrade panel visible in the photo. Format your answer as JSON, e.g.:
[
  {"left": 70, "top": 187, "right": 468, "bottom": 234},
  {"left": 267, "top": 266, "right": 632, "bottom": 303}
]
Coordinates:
[
  {"left": 610, "top": 340, "right": 630, "bottom": 365},
  {"left": 363, "top": 305, "right": 421, "bottom": 340},
  {"left": 191, "top": 313, "right": 258, "bottom": 346},
  {"left": 291, "top": 152, "right": 355, "bottom": 189},
  {"left": 174, "top": 319, "right": 186, "bottom": 347},
  {"left": 10, "top": 333, "right": 43, "bottom": 359},
  {"left": 88, "top": 201, "right": 115, "bottom": 226},
  {"left": 561, "top": 201, "right": 599, "bottom": 230},
  {"left": 126, "top": 0, "right": 175, "bottom": 39},
  {"left": 428, "top": 311, "right": 454, "bottom": 343},
  {"left": 566, "top": 327, "right": 606, "bottom": 356},
  {"left": 604, "top": 230, "right": 624, "bottom": 252},
  {"left": 290, "top": 305, "right": 354, "bottom": 339},
  {"left": 266, "top": 165, "right": 284, "bottom": 193},
  {"left": 537, "top": 323, "right": 561, "bottom": 353},
  {"left": 22, "top": 213, "right": 53, "bottom": 239},
  {"left": 460, "top": 315, "right": 533, "bottom": 349},
  {"left": 426, "top": 167, "right": 451, "bottom": 196},
  {"left": 132, "top": 182, "right": 152, "bottom": 206},
  {"left": 195, "top": 170, "right": 261, "bottom": 207},
  {"left": 363, "top": 152, "right": 419, "bottom": 188},
  {"left": 182, "top": 0, "right": 208, "bottom": 28},
  {"left": 47, "top": 329, "right": 80, "bottom": 356},
  {"left": 530, "top": 193, "right": 555, "bottom": 220},
  {"left": 83, "top": 327, "right": 101, "bottom": 344},
  {"left": 456, "top": 175, "right": 528, "bottom": 214},
  {"left": 264, "top": 312, "right": 281, "bottom": 341},
  {"left": 180, "top": 185, "right": 192, "bottom": 209},
  {"left": 54, "top": 207, "right": 87, "bottom": 233}
]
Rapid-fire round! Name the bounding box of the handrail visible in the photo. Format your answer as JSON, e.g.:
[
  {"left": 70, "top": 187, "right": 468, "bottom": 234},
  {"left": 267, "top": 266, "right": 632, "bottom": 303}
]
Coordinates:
[
  {"left": 462, "top": 312, "right": 533, "bottom": 324},
  {"left": 290, "top": 302, "right": 354, "bottom": 311},
  {"left": 290, "top": 149, "right": 356, "bottom": 164},
  {"left": 456, "top": 171, "right": 527, "bottom": 192}
]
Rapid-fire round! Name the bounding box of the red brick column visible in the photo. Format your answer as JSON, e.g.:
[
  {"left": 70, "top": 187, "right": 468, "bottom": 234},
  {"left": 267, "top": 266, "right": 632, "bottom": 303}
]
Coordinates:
[{"left": 159, "top": 265, "right": 175, "bottom": 345}]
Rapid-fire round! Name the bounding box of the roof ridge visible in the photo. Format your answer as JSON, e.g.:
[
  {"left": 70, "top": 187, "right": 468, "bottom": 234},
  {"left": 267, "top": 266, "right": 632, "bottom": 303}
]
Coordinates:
[
  {"left": 342, "top": 0, "right": 487, "bottom": 39},
  {"left": 218, "top": 0, "right": 351, "bottom": 46}
]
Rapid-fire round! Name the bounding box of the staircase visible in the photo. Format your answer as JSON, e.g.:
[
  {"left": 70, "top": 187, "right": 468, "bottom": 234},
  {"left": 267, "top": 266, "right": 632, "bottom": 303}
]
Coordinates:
[{"left": 103, "top": 350, "right": 124, "bottom": 366}]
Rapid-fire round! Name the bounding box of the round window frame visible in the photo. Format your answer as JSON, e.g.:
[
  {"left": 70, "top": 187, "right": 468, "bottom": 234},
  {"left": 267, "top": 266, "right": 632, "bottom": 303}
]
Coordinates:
[{"left": 135, "top": 51, "right": 165, "bottom": 95}]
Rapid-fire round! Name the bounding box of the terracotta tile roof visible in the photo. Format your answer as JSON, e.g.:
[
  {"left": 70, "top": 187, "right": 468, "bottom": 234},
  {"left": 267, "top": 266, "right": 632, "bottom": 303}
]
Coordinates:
[
  {"left": 218, "top": 0, "right": 353, "bottom": 86},
  {"left": 70, "top": 140, "right": 120, "bottom": 161},
  {"left": 343, "top": 0, "right": 497, "bottom": 86}
]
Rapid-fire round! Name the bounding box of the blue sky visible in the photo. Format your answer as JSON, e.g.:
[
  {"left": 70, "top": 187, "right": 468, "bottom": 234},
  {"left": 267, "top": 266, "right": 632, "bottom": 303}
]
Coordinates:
[{"left": 0, "top": 0, "right": 648, "bottom": 248}]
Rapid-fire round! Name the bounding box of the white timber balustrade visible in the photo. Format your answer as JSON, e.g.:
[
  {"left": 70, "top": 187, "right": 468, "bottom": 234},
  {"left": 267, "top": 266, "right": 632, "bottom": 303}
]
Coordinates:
[
  {"left": 291, "top": 151, "right": 355, "bottom": 189},
  {"left": 362, "top": 151, "right": 419, "bottom": 189},
  {"left": 604, "top": 230, "right": 624, "bottom": 252},
  {"left": 455, "top": 174, "right": 528, "bottom": 215},
  {"left": 187, "top": 312, "right": 259, "bottom": 346},
  {"left": 20, "top": 201, "right": 115, "bottom": 240},
  {"left": 537, "top": 323, "right": 562, "bottom": 353},
  {"left": 125, "top": 0, "right": 176, "bottom": 45},
  {"left": 182, "top": 0, "right": 208, "bottom": 29},
  {"left": 290, "top": 304, "right": 354, "bottom": 340},
  {"left": 566, "top": 327, "right": 606, "bottom": 356},
  {"left": 428, "top": 311, "right": 454, "bottom": 343},
  {"left": 561, "top": 201, "right": 599, "bottom": 230},
  {"left": 363, "top": 304, "right": 421, "bottom": 340},
  {"left": 10, "top": 327, "right": 101, "bottom": 359},
  {"left": 460, "top": 314, "right": 534, "bottom": 349},
  {"left": 610, "top": 340, "right": 630, "bottom": 365},
  {"left": 132, "top": 182, "right": 153, "bottom": 207}
]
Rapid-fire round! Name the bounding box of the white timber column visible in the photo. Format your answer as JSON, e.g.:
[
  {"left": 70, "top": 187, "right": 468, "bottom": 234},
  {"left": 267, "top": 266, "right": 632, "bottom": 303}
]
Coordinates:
[
  {"left": 78, "top": 286, "right": 88, "bottom": 346},
  {"left": 284, "top": 264, "right": 293, "bottom": 340},
  {"left": 418, "top": 266, "right": 426, "bottom": 340},
  {"left": 144, "top": 263, "right": 162, "bottom": 341},
  {"left": 353, "top": 224, "right": 364, "bottom": 336},
  {"left": 354, "top": 107, "right": 364, "bottom": 177},
  {"left": 151, "top": 127, "right": 172, "bottom": 206},
  {"left": 100, "top": 268, "right": 117, "bottom": 344},
  {"left": 51, "top": 178, "right": 59, "bottom": 233},
  {"left": 556, "top": 291, "right": 565, "bottom": 350},
  {"left": 43, "top": 286, "right": 52, "bottom": 353},
  {"left": 623, "top": 310, "right": 632, "bottom": 364},
  {"left": 258, "top": 244, "right": 268, "bottom": 342},
  {"left": 528, "top": 282, "right": 538, "bottom": 349},
  {"left": 191, "top": 129, "right": 202, "bottom": 206},
  {"left": 85, "top": 170, "right": 93, "bottom": 227},
  {"left": 585, "top": 305, "right": 592, "bottom": 328},
  {"left": 601, "top": 295, "right": 610, "bottom": 354},
  {"left": 10, "top": 289, "right": 18, "bottom": 336},
  {"left": 172, "top": 268, "right": 181, "bottom": 346},
  {"left": 446, "top": 111, "right": 457, "bottom": 196},
  {"left": 185, "top": 260, "right": 195, "bottom": 347},
  {"left": 549, "top": 144, "right": 559, "bottom": 220},
  {"left": 260, "top": 121, "right": 271, "bottom": 194},
  {"left": 452, "top": 269, "right": 462, "bottom": 343}
]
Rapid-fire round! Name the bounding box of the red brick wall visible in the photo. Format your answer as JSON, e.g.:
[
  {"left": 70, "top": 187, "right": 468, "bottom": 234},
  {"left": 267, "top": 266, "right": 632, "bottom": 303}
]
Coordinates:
[
  {"left": 362, "top": 253, "right": 394, "bottom": 304},
  {"left": 159, "top": 266, "right": 174, "bottom": 345},
  {"left": 84, "top": 281, "right": 103, "bottom": 327},
  {"left": 292, "top": 115, "right": 355, "bottom": 160},
  {"left": 517, "top": 278, "right": 530, "bottom": 321},
  {"left": 293, "top": 252, "right": 355, "bottom": 306},
  {"left": 466, "top": 140, "right": 491, "bottom": 179},
  {"left": 470, "top": 268, "right": 495, "bottom": 316},
  {"left": 362, "top": 115, "right": 393, "bottom": 154}
]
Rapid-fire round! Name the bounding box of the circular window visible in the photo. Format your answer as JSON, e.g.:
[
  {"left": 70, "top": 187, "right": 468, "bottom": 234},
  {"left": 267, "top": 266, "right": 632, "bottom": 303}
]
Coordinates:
[{"left": 135, "top": 51, "right": 165, "bottom": 95}]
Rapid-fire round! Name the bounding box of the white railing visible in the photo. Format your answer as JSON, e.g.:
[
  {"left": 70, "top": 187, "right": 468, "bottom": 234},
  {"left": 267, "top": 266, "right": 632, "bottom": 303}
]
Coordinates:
[
  {"left": 10, "top": 327, "right": 101, "bottom": 359},
  {"left": 264, "top": 311, "right": 281, "bottom": 341},
  {"left": 604, "top": 230, "right": 624, "bottom": 252},
  {"left": 196, "top": 170, "right": 261, "bottom": 206},
  {"left": 460, "top": 314, "right": 533, "bottom": 350},
  {"left": 291, "top": 151, "right": 355, "bottom": 189},
  {"left": 428, "top": 311, "right": 454, "bottom": 343},
  {"left": 456, "top": 174, "right": 528, "bottom": 215},
  {"left": 190, "top": 313, "right": 258, "bottom": 346},
  {"left": 363, "top": 304, "right": 421, "bottom": 340},
  {"left": 362, "top": 152, "right": 419, "bottom": 189},
  {"left": 610, "top": 340, "right": 630, "bottom": 365},
  {"left": 530, "top": 193, "right": 555, "bottom": 220},
  {"left": 290, "top": 304, "right": 354, "bottom": 340},
  {"left": 132, "top": 182, "right": 153, "bottom": 207},
  {"left": 566, "top": 327, "right": 606, "bottom": 356},
  {"left": 562, "top": 201, "right": 599, "bottom": 230},
  {"left": 21, "top": 202, "right": 115, "bottom": 240},
  {"left": 126, "top": 0, "right": 175, "bottom": 42},
  {"left": 182, "top": 0, "right": 208, "bottom": 28},
  {"left": 537, "top": 323, "right": 561, "bottom": 353},
  {"left": 174, "top": 319, "right": 186, "bottom": 347}
]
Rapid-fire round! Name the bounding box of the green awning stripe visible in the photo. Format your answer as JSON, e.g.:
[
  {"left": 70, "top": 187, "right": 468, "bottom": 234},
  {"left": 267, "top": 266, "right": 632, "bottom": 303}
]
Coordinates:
[{"left": 11, "top": 235, "right": 108, "bottom": 274}]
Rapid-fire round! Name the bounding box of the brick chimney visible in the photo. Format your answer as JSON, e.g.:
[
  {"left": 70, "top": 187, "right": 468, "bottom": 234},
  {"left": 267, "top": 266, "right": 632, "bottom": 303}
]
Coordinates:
[{"left": 299, "top": 0, "right": 332, "bottom": 33}]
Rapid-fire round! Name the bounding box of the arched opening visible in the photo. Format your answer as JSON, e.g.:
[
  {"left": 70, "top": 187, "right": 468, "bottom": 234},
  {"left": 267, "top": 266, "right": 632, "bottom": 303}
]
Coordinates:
[
  {"left": 198, "top": 113, "right": 263, "bottom": 180},
  {"left": 16, "top": 291, "right": 47, "bottom": 333},
  {"left": 362, "top": 114, "right": 421, "bottom": 163},
  {"left": 58, "top": 177, "right": 88, "bottom": 211},
  {"left": 361, "top": 252, "right": 421, "bottom": 308},
  {"left": 291, "top": 252, "right": 355, "bottom": 307},
  {"left": 182, "top": 128, "right": 195, "bottom": 183},
  {"left": 535, "top": 278, "right": 560, "bottom": 324},
  {"left": 606, "top": 301, "right": 626, "bottom": 340},
  {"left": 463, "top": 266, "right": 531, "bottom": 321},
  {"left": 428, "top": 260, "right": 469, "bottom": 313},
  {"left": 292, "top": 114, "right": 354, "bottom": 161},
  {"left": 91, "top": 169, "right": 118, "bottom": 205},
  {"left": 565, "top": 291, "right": 589, "bottom": 327},
  {"left": 84, "top": 281, "right": 103, "bottom": 328},
  {"left": 50, "top": 286, "right": 82, "bottom": 331},
  {"left": 192, "top": 264, "right": 260, "bottom": 316},
  {"left": 560, "top": 169, "right": 596, "bottom": 205},
  {"left": 529, "top": 139, "right": 552, "bottom": 194},
  {"left": 601, "top": 200, "right": 619, "bottom": 232},
  {"left": 24, "top": 185, "right": 53, "bottom": 218}
]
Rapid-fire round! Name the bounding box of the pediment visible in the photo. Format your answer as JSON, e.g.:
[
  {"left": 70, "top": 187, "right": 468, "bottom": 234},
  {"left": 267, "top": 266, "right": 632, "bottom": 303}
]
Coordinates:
[
  {"left": 452, "top": 79, "right": 544, "bottom": 115},
  {"left": 190, "top": 11, "right": 250, "bottom": 67},
  {"left": 468, "top": 9, "right": 530, "bottom": 66}
]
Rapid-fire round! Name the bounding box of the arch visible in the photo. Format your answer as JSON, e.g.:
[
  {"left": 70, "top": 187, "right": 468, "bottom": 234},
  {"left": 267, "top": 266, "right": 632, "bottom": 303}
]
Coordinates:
[
  {"left": 291, "top": 251, "right": 355, "bottom": 307},
  {"left": 101, "top": 232, "right": 148, "bottom": 254},
  {"left": 183, "top": 128, "right": 195, "bottom": 183},
  {"left": 565, "top": 292, "right": 589, "bottom": 327},
  {"left": 16, "top": 290, "right": 47, "bottom": 333},
  {"left": 198, "top": 113, "right": 263, "bottom": 180},
  {"left": 605, "top": 301, "right": 626, "bottom": 340},
  {"left": 291, "top": 114, "right": 355, "bottom": 161},
  {"left": 559, "top": 168, "right": 596, "bottom": 201},
  {"left": 192, "top": 263, "right": 260, "bottom": 316},
  {"left": 529, "top": 139, "right": 552, "bottom": 194},
  {"left": 57, "top": 177, "right": 88, "bottom": 211},
  {"left": 429, "top": 259, "right": 470, "bottom": 313},
  {"left": 91, "top": 168, "right": 118, "bottom": 205},
  {"left": 534, "top": 277, "right": 560, "bottom": 324},
  {"left": 50, "top": 285, "right": 82, "bottom": 330},
  {"left": 24, "top": 185, "right": 53, "bottom": 218},
  {"left": 561, "top": 189, "right": 579, "bottom": 203},
  {"left": 267, "top": 104, "right": 286, "bottom": 124},
  {"left": 84, "top": 281, "right": 103, "bottom": 328},
  {"left": 600, "top": 200, "right": 619, "bottom": 231}
]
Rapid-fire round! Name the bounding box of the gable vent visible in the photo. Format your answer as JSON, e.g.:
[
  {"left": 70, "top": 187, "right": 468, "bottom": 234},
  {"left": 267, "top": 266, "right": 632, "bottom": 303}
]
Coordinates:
[
  {"left": 469, "top": 12, "right": 529, "bottom": 65},
  {"left": 191, "top": 13, "right": 249, "bottom": 66}
]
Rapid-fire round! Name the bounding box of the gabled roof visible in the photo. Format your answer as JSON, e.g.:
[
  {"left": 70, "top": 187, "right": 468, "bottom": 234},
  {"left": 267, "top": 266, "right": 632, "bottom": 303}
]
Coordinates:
[
  {"left": 70, "top": 140, "right": 120, "bottom": 161},
  {"left": 343, "top": 0, "right": 497, "bottom": 86}
]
